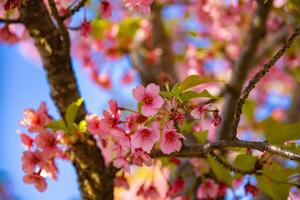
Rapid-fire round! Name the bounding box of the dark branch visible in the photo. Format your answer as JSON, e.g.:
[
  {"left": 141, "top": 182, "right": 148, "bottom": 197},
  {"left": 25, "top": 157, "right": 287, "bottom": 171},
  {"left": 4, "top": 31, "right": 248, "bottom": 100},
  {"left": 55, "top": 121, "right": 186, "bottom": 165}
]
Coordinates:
[
  {"left": 0, "top": 18, "right": 22, "bottom": 24},
  {"left": 151, "top": 140, "right": 300, "bottom": 162},
  {"left": 217, "top": 0, "right": 273, "bottom": 140},
  {"left": 19, "top": 0, "right": 116, "bottom": 199},
  {"left": 231, "top": 26, "right": 300, "bottom": 138},
  {"left": 61, "top": 0, "right": 88, "bottom": 21}
]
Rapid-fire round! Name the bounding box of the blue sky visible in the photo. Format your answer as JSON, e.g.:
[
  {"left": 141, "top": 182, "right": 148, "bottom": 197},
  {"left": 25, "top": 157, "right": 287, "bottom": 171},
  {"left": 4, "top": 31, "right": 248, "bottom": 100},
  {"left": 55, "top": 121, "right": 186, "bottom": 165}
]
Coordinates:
[{"left": 0, "top": 44, "right": 136, "bottom": 200}]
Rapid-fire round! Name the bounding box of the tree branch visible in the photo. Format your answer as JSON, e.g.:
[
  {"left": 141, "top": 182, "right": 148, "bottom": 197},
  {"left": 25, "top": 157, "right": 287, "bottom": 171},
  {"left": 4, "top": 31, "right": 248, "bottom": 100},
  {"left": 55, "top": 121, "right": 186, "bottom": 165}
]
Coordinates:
[
  {"left": 217, "top": 0, "right": 273, "bottom": 140},
  {"left": 151, "top": 140, "right": 300, "bottom": 162},
  {"left": 231, "top": 26, "right": 300, "bottom": 138},
  {"left": 19, "top": 0, "right": 116, "bottom": 199},
  {"left": 61, "top": 0, "right": 88, "bottom": 21}
]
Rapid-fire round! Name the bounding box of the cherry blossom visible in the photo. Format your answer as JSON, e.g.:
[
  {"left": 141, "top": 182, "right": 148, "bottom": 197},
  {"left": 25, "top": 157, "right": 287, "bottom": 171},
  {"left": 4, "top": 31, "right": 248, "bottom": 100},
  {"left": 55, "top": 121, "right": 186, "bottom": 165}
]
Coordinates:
[
  {"left": 80, "top": 21, "right": 92, "bottom": 37},
  {"left": 131, "top": 124, "right": 160, "bottom": 152},
  {"left": 0, "top": 25, "right": 20, "bottom": 44},
  {"left": 123, "top": 0, "right": 154, "bottom": 15},
  {"left": 35, "top": 130, "right": 59, "bottom": 158},
  {"left": 113, "top": 157, "right": 130, "bottom": 172},
  {"left": 160, "top": 122, "right": 185, "bottom": 154},
  {"left": 23, "top": 173, "right": 47, "bottom": 192},
  {"left": 22, "top": 150, "right": 43, "bottom": 174},
  {"left": 191, "top": 105, "right": 206, "bottom": 119},
  {"left": 20, "top": 102, "right": 52, "bottom": 133},
  {"left": 19, "top": 132, "right": 34, "bottom": 150},
  {"left": 132, "top": 147, "right": 153, "bottom": 167},
  {"left": 166, "top": 177, "right": 185, "bottom": 198},
  {"left": 99, "top": 1, "right": 112, "bottom": 18},
  {"left": 132, "top": 83, "right": 164, "bottom": 116},
  {"left": 197, "top": 179, "right": 219, "bottom": 199}
]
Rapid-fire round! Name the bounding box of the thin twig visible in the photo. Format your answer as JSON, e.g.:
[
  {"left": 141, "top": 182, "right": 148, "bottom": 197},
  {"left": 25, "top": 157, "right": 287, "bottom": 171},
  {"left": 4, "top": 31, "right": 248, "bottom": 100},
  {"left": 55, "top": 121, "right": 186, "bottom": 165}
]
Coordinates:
[
  {"left": 61, "top": 0, "right": 88, "bottom": 21},
  {"left": 230, "top": 26, "right": 300, "bottom": 139},
  {"left": 0, "top": 18, "right": 22, "bottom": 24},
  {"left": 209, "top": 151, "right": 257, "bottom": 175},
  {"left": 151, "top": 140, "right": 300, "bottom": 162}
]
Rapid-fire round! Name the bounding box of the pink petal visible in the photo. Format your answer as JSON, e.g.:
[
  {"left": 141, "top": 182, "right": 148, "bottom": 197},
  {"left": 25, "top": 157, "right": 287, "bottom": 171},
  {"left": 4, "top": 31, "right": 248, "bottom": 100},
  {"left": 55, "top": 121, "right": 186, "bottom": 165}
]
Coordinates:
[
  {"left": 145, "top": 83, "right": 160, "bottom": 96},
  {"left": 132, "top": 85, "right": 145, "bottom": 102},
  {"left": 152, "top": 95, "right": 164, "bottom": 108},
  {"left": 141, "top": 105, "right": 157, "bottom": 116}
]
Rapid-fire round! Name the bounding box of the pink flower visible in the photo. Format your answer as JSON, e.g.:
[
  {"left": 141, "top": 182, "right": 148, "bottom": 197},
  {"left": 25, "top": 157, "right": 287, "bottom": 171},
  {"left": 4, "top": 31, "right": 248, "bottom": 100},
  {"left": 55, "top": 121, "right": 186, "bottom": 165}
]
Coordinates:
[
  {"left": 131, "top": 123, "right": 160, "bottom": 152},
  {"left": 113, "top": 157, "right": 130, "bottom": 172},
  {"left": 0, "top": 25, "right": 20, "bottom": 44},
  {"left": 197, "top": 179, "right": 219, "bottom": 199},
  {"left": 166, "top": 177, "right": 185, "bottom": 198},
  {"left": 35, "top": 131, "right": 59, "bottom": 158},
  {"left": 111, "top": 129, "right": 131, "bottom": 153},
  {"left": 191, "top": 105, "right": 206, "bottom": 119},
  {"left": 99, "top": 1, "right": 112, "bottom": 18},
  {"left": 132, "top": 148, "right": 153, "bottom": 167},
  {"left": 125, "top": 113, "right": 147, "bottom": 131},
  {"left": 80, "top": 21, "right": 92, "bottom": 37},
  {"left": 19, "top": 132, "right": 34, "bottom": 150},
  {"left": 132, "top": 83, "right": 164, "bottom": 116},
  {"left": 160, "top": 122, "right": 185, "bottom": 154},
  {"left": 102, "top": 99, "right": 121, "bottom": 128},
  {"left": 20, "top": 102, "right": 52, "bottom": 133},
  {"left": 123, "top": 0, "right": 154, "bottom": 15},
  {"left": 23, "top": 173, "right": 47, "bottom": 192},
  {"left": 21, "top": 150, "right": 43, "bottom": 174},
  {"left": 114, "top": 175, "right": 130, "bottom": 190},
  {"left": 86, "top": 114, "right": 103, "bottom": 135}
]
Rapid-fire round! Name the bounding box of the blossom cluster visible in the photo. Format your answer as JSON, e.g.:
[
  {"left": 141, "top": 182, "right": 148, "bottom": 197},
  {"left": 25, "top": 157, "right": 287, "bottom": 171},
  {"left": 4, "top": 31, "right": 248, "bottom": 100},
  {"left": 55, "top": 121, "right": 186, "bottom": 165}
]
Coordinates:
[
  {"left": 86, "top": 83, "right": 187, "bottom": 172},
  {"left": 19, "top": 102, "right": 64, "bottom": 192},
  {"left": 85, "top": 82, "right": 221, "bottom": 176}
]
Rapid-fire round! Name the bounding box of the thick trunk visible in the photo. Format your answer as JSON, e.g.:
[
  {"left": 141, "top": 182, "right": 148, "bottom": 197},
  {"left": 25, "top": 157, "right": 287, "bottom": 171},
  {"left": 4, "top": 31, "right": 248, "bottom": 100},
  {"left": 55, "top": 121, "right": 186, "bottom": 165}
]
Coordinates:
[{"left": 19, "top": 0, "right": 116, "bottom": 199}]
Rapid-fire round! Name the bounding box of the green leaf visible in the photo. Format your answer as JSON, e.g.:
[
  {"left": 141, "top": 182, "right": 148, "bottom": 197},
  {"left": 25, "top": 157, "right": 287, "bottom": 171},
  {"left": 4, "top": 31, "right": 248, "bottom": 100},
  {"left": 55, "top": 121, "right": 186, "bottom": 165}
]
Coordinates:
[
  {"left": 178, "top": 75, "right": 212, "bottom": 91},
  {"left": 233, "top": 154, "right": 257, "bottom": 171},
  {"left": 160, "top": 91, "right": 173, "bottom": 98},
  {"left": 256, "top": 175, "right": 290, "bottom": 200},
  {"left": 46, "top": 120, "right": 68, "bottom": 132},
  {"left": 260, "top": 118, "right": 300, "bottom": 144},
  {"left": 207, "top": 155, "right": 232, "bottom": 185},
  {"left": 65, "top": 98, "right": 84, "bottom": 129},
  {"left": 181, "top": 90, "right": 220, "bottom": 102},
  {"left": 243, "top": 100, "right": 256, "bottom": 121},
  {"left": 193, "top": 130, "right": 208, "bottom": 144}
]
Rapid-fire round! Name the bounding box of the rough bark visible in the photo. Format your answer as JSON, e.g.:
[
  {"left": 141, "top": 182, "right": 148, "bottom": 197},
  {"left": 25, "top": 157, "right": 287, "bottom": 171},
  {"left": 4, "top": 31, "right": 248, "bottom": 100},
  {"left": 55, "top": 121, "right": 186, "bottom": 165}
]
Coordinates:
[
  {"left": 217, "top": 0, "right": 273, "bottom": 140},
  {"left": 19, "top": 0, "right": 116, "bottom": 199}
]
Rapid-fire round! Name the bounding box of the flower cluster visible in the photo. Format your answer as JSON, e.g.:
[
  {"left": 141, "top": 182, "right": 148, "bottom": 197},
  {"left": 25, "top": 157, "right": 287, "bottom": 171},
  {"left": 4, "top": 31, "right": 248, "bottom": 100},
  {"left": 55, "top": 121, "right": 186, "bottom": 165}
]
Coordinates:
[
  {"left": 86, "top": 83, "right": 186, "bottom": 172},
  {"left": 86, "top": 83, "right": 221, "bottom": 174},
  {"left": 19, "top": 102, "right": 64, "bottom": 192}
]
